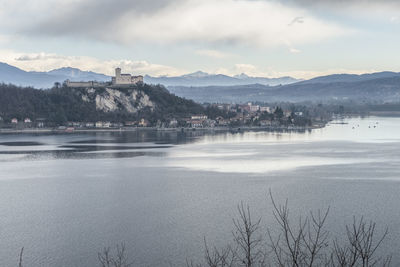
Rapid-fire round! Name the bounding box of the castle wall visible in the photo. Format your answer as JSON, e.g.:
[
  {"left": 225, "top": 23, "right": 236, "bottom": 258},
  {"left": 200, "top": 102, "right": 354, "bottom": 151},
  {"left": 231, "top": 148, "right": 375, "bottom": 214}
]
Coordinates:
[
  {"left": 131, "top": 76, "right": 144, "bottom": 84},
  {"left": 66, "top": 81, "right": 107, "bottom": 88},
  {"left": 115, "top": 74, "right": 133, "bottom": 84}
]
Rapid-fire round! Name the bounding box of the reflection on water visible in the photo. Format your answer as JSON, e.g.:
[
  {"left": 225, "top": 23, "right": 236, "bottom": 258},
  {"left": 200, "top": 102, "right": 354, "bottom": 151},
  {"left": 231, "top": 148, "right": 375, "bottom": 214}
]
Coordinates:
[
  {"left": 0, "top": 116, "right": 400, "bottom": 266},
  {"left": 1, "top": 116, "right": 399, "bottom": 164},
  {"left": 165, "top": 116, "right": 400, "bottom": 173}
]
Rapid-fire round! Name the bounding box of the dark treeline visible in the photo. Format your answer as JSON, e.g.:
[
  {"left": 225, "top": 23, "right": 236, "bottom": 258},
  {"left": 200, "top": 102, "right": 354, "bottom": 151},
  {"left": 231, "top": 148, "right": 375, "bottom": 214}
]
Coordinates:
[{"left": 0, "top": 83, "right": 205, "bottom": 125}]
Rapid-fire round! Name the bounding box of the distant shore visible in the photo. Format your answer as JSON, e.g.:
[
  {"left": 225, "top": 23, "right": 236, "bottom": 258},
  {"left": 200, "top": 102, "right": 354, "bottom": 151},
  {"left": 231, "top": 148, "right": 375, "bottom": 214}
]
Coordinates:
[{"left": 0, "top": 124, "right": 325, "bottom": 135}]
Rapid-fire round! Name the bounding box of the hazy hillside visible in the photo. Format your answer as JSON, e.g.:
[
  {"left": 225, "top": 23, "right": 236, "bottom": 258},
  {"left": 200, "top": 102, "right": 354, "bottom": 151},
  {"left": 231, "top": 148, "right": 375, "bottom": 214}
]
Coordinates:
[
  {"left": 299, "top": 72, "right": 400, "bottom": 84},
  {"left": 169, "top": 76, "right": 400, "bottom": 103},
  {"left": 0, "top": 63, "right": 110, "bottom": 88}
]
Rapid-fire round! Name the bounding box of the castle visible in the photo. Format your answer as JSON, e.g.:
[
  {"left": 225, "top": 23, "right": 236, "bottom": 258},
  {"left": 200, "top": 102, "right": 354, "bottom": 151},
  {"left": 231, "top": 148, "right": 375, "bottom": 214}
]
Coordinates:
[
  {"left": 112, "top": 68, "right": 143, "bottom": 85},
  {"left": 65, "top": 68, "right": 143, "bottom": 87}
]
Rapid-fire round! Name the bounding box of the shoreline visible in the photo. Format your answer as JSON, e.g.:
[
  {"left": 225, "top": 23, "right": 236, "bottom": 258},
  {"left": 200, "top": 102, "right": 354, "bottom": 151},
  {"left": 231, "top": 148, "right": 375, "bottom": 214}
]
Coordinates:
[{"left": 0, "top": 124, "right": 324, "bottom": 134}]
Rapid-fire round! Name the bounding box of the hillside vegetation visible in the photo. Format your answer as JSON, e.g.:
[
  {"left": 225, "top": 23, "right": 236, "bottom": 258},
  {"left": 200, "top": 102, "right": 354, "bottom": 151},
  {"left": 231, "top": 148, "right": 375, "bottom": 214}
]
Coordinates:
[{"left": 0, "top": 83, "right": 204, "bottom": 125}]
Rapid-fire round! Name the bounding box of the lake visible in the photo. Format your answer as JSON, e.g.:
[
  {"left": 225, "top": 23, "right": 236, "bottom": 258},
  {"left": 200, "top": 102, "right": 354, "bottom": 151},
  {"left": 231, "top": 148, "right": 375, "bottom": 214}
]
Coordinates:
[{"left": 0, "top": 116, "right": 400, "bottom": 266}]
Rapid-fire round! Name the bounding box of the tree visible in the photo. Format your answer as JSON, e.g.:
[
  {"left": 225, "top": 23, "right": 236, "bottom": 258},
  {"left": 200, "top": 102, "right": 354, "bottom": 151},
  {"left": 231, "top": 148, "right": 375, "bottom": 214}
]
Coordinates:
[
  {"left": 191, "top": 191, "right": 391, "bottom": 267},
  {"left": 98, "top": 243, "right": 133, "bottom": 267}
]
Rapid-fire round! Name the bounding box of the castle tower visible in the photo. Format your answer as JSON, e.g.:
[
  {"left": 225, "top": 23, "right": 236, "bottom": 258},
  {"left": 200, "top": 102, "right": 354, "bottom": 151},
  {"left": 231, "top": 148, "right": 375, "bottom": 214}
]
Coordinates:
[{"left": 115, "top": 67, "right": 121, "bottom": 78}]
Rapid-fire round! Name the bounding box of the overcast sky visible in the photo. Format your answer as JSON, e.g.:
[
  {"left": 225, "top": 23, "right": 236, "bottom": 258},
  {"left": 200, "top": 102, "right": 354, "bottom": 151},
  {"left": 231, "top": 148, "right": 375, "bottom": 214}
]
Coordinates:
[{"left": 0, "top": 0, "right": 400, "bottom": 78}]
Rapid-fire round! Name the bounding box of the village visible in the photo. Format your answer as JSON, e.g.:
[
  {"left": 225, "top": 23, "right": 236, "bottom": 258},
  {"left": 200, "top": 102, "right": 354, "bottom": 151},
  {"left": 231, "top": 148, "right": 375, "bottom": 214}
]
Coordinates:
[{"left": 0, "top": 101, "right": 321, "bottom": 132}]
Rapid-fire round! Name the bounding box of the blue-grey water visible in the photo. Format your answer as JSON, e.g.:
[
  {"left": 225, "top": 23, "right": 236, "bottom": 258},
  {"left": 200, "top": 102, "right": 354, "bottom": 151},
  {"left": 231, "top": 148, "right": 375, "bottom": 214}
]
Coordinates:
[{"left": 0, "top": 117, "right": 400, "bottom": 266}]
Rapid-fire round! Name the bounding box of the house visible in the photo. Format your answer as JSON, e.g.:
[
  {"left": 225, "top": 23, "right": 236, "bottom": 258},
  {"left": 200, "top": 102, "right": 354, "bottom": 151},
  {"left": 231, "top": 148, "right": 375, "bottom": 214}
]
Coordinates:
[
  {"left": 68, "top": 122, "right": 82, "bottom": 127},
  {"left": 110, "top": 122, "right": 123, "bottom": 128},
  {"left": 190, "top": 120, "right": 204, "bottom": 128},
  {"left": 191, "top": 115, "right": 208, "bottom": 120},
  {"left": 11, "top": 118, "right": 18, "bottom": 124},
  {"left": 95, "top": 121, "right": 111, "bottom": 128},
  {"left": 260, "top": 106, "right": 271, "bottom": 113},
  {"left": 124, "top": 121, "right": 137, "bottom": 127},
  {"left": 36, "top": 118, "right": 46, "bottom": 128},
  {"left": 169, "top": 119, "right": 178, "bottom": 128},
  {"left": 24, "top": 118, "right": 32, "bottom": 123},
  {"left": 250, "top": 105, "right": 260, "bottom": 113},
  {"left": 138, "top": 119, "right": 149, "bottom": 127}
]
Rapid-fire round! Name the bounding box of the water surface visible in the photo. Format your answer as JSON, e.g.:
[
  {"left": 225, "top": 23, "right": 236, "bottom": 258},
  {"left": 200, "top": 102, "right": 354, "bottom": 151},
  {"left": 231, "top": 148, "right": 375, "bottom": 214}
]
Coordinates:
[{"left": 0, "top": 117, "right": 399, "bottom": 266}]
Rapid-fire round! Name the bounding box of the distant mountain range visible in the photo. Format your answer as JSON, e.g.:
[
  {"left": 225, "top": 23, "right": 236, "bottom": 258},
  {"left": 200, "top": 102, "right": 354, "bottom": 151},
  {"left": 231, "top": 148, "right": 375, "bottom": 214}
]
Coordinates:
[
  {"left": 298, "top": 71, "right": 400, "bottom": 84},
  {"left": 0, "top": 63, "right": 110, "bottom": 88},
  {"left": 144, "top": 71, "right": 300, "bottom": 86},
  {"left": 1, "top": 62, "right": 400, "bottom": 103},
  {"left": 169, "top": 73, "right": 400, "bottom": 103},
  {"left": 0, "top": 62, "right": 299, "bottom": 88}
]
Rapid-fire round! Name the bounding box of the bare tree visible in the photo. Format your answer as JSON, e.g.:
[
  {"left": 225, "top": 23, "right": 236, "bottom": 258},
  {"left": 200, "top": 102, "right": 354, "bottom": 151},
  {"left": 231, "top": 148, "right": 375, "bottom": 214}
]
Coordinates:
[
  {"left": 268, "top": 191, "right": 330, "bottom": 267},
  {"left": 330, "top": 217, "right": 391, "bottom": 267},
  {"left": 98, "top": 243, "right": 133, "bottom": 267},
  {"left": 232, "top": 202, "right": 264, "bottom": 267},
  {"left": 193, "top": 191, "right": 391, "bottom": 267},
  {"left": 18, "top": 247, "right": 24, "bottom": 267}
]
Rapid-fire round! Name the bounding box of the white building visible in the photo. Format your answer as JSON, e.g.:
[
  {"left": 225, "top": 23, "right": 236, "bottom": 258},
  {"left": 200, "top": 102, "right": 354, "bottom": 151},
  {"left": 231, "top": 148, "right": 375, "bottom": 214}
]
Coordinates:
[
  {"left": 250, "top": 105, "right": 260, "bottom": 112},
  {"left": 112, "top": 68, "right": 143, "bottom": 85},
  {"left": 191, "top": 115, "right": 208, "bottom": 120},
  {"left": 260, "top": 106, "right": 271, "bottom": 113}
]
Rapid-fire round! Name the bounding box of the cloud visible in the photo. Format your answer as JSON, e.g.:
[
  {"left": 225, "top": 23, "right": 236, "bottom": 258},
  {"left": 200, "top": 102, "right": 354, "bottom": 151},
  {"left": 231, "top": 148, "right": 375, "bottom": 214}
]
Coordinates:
[
  {"left": 233, "top": 64, "right": 258, "bottom": 75},
  {"left": 0, "top": 50, "right": 186, "bottom": 76},
  {"left": 288, "top": 16, "right": 304, "bottom": 26},
  {"left": 289, "top": 47, "right": 301, "bottom": 53},
  {"left": 15, "top": 52, "right": 70, "bottom": 61},
  {"left": 0, "top": 34, "right": 9, "bottom": 44},
  {"left": 19, "top": 0, "right": 350, "bottom": 48},
  {"left": 216, "top": 63, "right": 266, "bottom": 77},
  {"left": 282, "top": 0, "right": 400, "bottom": 7},
  {"left": 0, "top": 0, "right": 180, "bottom": 30},
  {"left": 391, "top": 16, "right": 400, "bottom": 23},
  {"left": 195, "top": 49, "right": 233, "bottom": 59}
]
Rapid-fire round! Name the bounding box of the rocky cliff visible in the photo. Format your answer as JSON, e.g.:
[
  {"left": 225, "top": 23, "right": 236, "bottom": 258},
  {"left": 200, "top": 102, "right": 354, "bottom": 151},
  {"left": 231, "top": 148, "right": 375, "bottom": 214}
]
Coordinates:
[{"left": 80, "top": 87, "right": 155, "bottom": 113}]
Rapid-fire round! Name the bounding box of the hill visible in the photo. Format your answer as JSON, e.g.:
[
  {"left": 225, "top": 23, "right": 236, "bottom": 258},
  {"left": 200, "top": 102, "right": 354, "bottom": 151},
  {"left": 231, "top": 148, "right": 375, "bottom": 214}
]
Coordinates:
[
  {"left": 0, "top": 63, "right": 110, "bottom": 88},
  {"left": 168, "top": 75, "right": 400, "bottom": 103},
  {"left": 298, "top": 71, "right": 400, "bottom": 84},
  {"left": 0, "top": 83, "right": 204, "bottom": 125}
]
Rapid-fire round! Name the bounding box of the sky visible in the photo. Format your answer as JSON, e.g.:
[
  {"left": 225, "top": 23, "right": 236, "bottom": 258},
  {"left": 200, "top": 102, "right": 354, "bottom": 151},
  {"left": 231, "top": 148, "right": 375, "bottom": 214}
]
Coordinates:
[{"left": 0, "top": 0, "right": 400, "bottom": 78}]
